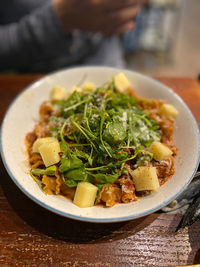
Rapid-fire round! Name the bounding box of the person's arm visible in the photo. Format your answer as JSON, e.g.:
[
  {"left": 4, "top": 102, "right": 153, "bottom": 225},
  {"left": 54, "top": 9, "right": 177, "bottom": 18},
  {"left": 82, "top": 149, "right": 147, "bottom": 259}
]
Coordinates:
[
  {"left": 53, "top": 0, "right": 140, "bottom": 35},
  {"left": 0, "top": 2, "right": 69, "bottom": 71},
  {"left": 0, "top": 0, "right": 141, "bottom": 71}
]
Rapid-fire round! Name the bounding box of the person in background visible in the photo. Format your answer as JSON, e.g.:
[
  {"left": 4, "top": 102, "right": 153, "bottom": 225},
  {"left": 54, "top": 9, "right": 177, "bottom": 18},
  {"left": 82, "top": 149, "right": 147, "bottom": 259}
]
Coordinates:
[{"left": 0, "top": 0, "right": 141, "bottom": 73}]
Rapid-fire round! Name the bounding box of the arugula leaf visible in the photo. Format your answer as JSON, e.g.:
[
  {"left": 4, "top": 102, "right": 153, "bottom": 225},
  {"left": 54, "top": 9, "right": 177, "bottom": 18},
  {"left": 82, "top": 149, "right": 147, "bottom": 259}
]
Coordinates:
[
  {"left": 71, "top": 119, "right": 98, "bottom": 151},
  {"left": 30, "top": 173, "right": 43, "bottom": 191},
  {"left": 88, "top": 113, "right": 100, "bottom": 132},
  {"left": 64, "top": 98, "right": 89, "bottom": 114},
  {"left": 115, "top": 92, "right": 137, "bottom": 108},
  {"left": 62, "top": 166, "right": 93, "bottom": 187},
  {"left": 31, "top": 166, "right": 57, "bottom": 176},
  {"left": 73, "top": 150, "right": 93, "bottom": 166},
  {"left": 64, "top": 179, "right": 78, "bottom": 187},
  {"left": 49, "top": 116, "right": 66, "bottom": 138},
  {"left": 103, "top": 121, "right": 126, "bottom": 144},
  {"left": 127, "top": 112, "right": 161, "bottom": 147},
  {"left": 113, "top": 149, "right": 128, "bottom": 160},
  {"left": 95, "top": 183, "right": 106, "bottom": 191},
  {"left": 59, "top": 91, "right": 83, "bottom": 117},
  {"left": 59, "top": 120, "right": 71, "bottom": 156},
  {"left": 98, "top": 111, "right": 114, "bottom": 158},
  {"left": 64, "top": 167, "right": 87, "bottom": 180},
  {"left": 59, "top": 156, "right": 83, "bottom": 173},
  {"left": 92, "top": 173, "right": 118, "bottom": 184}
]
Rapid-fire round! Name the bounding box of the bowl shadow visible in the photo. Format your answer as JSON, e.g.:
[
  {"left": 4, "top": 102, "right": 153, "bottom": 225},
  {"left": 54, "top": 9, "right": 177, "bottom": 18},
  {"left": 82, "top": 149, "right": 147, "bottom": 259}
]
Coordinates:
[{"left": 0, "top": 158, "right": 156, "bottom": 244}]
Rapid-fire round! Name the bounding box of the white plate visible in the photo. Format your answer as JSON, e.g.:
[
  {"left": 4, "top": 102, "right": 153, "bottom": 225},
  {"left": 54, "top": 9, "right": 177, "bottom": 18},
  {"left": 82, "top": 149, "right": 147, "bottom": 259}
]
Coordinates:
[{"left": 1, "top": 66, "right": 200, "bottom": 223}]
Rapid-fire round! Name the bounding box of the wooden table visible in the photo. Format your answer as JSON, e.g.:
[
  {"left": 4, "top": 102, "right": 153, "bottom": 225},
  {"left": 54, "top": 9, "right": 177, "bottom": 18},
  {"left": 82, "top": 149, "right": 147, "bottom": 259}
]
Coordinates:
[{"left": 0, "top": 75, "right": 200, "bottom": 267}]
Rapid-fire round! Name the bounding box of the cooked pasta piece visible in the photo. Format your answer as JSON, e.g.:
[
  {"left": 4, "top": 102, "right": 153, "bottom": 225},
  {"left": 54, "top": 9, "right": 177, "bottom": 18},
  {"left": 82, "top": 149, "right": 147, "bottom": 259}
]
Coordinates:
[
  {"left": 116, "top": 176, "right": 138, "bottom": 203},
  {"left": 99, "top": 184, "right": 122, "bottom": 207},
  {"left": 42, "top": 175, "right": 57, "bottom": 195},
  {"left": 29, "top": 154, "right": 44, "bottom": 169}
]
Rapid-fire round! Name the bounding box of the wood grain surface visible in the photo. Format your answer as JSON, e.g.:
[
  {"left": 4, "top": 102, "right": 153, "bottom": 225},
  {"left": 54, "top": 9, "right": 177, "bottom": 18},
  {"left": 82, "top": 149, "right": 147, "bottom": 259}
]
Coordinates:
[{"left": 0, "top": 75, "right": 200, "bottom": 267}]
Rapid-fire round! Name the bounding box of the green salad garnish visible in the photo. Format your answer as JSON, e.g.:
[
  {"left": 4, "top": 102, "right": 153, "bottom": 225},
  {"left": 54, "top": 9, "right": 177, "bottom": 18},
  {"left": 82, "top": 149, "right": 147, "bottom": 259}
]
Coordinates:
[{"left": 31, "top": 79, "right": 161, "bottom": 192}]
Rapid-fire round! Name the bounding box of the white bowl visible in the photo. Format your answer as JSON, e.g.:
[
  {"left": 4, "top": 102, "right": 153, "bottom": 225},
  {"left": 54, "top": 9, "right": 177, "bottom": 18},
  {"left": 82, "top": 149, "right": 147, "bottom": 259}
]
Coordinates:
[{"left": 1, "top": 66, "right": 200, "bottom": 223}]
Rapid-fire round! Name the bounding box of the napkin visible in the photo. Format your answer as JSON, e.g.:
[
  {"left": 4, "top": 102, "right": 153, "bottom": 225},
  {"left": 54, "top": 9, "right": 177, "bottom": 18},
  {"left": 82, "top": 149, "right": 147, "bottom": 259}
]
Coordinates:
[{"left": 161, "top": 167, "right": 200, "bottom": 228}]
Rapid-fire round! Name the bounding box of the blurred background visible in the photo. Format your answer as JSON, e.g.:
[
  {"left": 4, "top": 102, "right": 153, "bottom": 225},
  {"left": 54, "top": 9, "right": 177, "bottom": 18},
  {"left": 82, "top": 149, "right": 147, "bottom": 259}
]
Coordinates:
[
  {"left": 123, "top": 0, "right": 200, "bottom": 77},
  {"left": 1, "top": 0, "right": 199, "bottom": 77}
]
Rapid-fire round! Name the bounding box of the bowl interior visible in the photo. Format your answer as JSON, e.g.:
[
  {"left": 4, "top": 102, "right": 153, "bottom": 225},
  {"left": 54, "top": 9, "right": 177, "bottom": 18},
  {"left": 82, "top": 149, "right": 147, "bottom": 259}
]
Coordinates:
[{"left": 1, "top": 66, "right": 200, "bottom": 222}]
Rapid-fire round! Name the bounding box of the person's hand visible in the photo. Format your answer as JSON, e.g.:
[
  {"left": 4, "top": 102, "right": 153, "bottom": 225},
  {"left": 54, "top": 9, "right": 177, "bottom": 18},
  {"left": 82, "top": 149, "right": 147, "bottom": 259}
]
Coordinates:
[{"left": 53, "top": 0, "right": 141, "bottom": 35}]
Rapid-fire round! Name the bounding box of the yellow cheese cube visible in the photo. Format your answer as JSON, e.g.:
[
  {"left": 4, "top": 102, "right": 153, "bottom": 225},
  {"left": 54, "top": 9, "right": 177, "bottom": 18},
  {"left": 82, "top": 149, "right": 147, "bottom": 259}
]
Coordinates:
[
  {"left": 149, "top": 141, "right": 173, "bottom": 161},
  {"left": 130, "top": 166, "right": 160, "bottom": 191},
  {"left": 70, "top": 86, "right": 82, "bottom": 93},
  {"left": 114, "top": 72, "right": 131, "bottom": 92},
  {"left": 39, "top": 141, "right": 61, "bottom": 167},
  {"left": 160, "top": 104, "right": 179, "bottom": 117},
  {"left": 50, "top": 86, "right": 67, "bottom": 101},
  {"left": 73, "top": 182, "right": 98, "bottom": 208},
  {"left": 32, "top": 137, "right": 58, "bottom": 153},
  {"left": 82, "top": 82, "right": 95, "bottom": 91}
]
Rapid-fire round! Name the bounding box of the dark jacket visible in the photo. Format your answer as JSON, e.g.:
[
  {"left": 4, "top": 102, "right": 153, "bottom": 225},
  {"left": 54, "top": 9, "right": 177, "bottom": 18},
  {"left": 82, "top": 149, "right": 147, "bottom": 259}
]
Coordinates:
[{"left": 0, "top": 0, "right": 104, "bottom": 72}]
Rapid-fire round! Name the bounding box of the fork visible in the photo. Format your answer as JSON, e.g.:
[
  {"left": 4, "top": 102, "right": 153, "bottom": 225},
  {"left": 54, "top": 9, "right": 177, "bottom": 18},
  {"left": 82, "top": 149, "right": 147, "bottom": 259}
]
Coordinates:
[{"left": 176, "top": 171, "right": 200, "bottom": 231}]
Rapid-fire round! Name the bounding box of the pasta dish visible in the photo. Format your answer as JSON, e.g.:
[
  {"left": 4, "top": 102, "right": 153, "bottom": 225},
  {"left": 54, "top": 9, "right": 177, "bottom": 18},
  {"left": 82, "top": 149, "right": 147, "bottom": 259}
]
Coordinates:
[{"left": 25, "top": 73, "right": 178, "bottom": 208}]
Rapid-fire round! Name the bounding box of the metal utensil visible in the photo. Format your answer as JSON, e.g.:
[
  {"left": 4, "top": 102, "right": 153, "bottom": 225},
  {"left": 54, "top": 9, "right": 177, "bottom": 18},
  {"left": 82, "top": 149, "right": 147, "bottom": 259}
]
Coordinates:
[{"left": 176, "top": 171, "right": 200, "bottom": 231}]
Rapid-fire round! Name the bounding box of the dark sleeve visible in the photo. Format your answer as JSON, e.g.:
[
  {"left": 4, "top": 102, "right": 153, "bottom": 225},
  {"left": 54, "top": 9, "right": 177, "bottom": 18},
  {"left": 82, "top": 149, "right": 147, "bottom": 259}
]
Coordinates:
[{"left": 0, "top": 1, "right": 71, "bottom": 72}]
